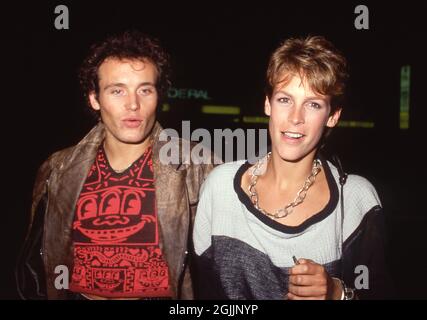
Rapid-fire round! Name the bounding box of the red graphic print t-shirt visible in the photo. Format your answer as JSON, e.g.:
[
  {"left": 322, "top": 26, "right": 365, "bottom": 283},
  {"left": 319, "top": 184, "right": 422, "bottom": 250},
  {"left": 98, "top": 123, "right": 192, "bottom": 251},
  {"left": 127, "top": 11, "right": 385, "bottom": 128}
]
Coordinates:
[{"left": 70, "top": 146, "right": 171, "bottom": 298}]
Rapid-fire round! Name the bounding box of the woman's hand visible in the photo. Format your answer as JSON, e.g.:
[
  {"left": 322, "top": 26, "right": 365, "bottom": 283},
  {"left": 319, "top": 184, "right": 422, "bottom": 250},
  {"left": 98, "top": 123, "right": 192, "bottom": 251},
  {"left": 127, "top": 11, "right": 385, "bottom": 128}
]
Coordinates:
[{"left": 287, "top": 258, "right": 343, "bottom": 300}]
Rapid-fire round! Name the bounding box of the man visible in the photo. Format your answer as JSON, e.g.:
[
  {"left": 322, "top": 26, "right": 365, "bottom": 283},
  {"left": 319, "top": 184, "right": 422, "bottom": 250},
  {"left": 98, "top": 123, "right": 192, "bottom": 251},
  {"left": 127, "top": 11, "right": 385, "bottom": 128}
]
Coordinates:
[{"left": 16, "top": 30, "right": 214, "bottom": 300}]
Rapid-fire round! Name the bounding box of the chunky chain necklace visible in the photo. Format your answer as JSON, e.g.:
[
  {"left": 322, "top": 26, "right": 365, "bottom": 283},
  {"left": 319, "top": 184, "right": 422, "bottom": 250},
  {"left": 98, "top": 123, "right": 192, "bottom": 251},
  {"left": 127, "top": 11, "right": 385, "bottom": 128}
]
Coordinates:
[{"left": 248, "top": 152, "right": 322, "bottom": 220}]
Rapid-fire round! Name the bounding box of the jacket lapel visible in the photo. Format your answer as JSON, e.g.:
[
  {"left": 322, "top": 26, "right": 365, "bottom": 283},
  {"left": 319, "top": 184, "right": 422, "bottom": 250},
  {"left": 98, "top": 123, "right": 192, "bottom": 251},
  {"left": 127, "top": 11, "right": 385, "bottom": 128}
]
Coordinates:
[
  {"left": 44, "top": 124, "right": 104, "bottom": 298},
  {"left": 151, "top": 123, "right": 190, "bottom": 298}
]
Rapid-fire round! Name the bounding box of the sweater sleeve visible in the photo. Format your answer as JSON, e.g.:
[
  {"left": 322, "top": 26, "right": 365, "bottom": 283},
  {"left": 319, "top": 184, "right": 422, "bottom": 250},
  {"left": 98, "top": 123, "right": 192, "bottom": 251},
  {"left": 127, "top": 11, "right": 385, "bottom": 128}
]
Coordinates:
[
  {"left": 342, "top": 205, "right": 395, "bottom": 299},
  {"left": 192, "top": 173, "right": 226, "bottom": 299}
]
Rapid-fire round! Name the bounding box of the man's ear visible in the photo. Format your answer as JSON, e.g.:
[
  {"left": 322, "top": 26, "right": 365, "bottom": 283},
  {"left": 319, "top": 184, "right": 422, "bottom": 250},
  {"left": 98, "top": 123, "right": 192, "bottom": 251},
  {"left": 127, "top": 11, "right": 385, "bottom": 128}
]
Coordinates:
[
  {"left": 264, "top": 96, "right": 271, "bottom": 116},
  {"left": 89, "top": 92, "right": 101, "bottom": 111},
  {"left": 326, "top": 108, "right": 342, "bottom": 128}
]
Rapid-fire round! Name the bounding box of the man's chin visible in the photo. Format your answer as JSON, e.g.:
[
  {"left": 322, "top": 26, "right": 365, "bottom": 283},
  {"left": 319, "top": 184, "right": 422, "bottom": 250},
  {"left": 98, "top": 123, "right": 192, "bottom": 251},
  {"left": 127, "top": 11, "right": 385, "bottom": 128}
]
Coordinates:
[{"left": 119, "top": 136, "right": 151, "bottom": 145}]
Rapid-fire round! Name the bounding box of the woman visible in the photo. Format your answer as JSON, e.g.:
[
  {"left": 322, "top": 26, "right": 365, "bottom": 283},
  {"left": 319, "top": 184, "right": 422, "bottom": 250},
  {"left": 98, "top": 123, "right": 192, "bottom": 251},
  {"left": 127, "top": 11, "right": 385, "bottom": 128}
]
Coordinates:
[{"left": 193, "top": 36, "right": 391, "bottom": 300}]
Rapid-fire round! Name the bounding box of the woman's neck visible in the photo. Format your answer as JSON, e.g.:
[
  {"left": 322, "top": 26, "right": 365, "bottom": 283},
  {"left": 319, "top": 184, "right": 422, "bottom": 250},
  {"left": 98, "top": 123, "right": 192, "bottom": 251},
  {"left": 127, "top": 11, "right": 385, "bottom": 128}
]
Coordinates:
[{"left": 263, "top": 150, "right": 317, "bottom": 191}]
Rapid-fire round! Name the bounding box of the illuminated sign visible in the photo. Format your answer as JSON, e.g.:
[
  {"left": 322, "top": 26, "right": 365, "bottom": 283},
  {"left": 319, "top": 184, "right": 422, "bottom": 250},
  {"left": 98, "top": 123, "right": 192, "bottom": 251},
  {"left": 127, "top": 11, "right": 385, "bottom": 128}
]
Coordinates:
[
  {"left": 168, "top": 88, "right": 211, "bottom": 100},
  {"left": 243, "top": 116, "right": 269, "bottom": 124},
  {"left": 400, "top": 65, "right": 410, "bottom": 129},
  {"left": 337, "top": 121, "right": 374, "bottom": 128},
  {"left": 202, "top": 105, "right": 240, "bottom": 115}
]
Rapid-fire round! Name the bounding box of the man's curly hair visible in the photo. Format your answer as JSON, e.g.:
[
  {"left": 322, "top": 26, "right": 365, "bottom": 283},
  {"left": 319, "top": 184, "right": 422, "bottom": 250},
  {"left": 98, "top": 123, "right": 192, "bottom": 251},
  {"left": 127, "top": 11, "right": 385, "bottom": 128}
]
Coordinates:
[{"left": 79, "top": 30, "right": 171, "bottom": 110}]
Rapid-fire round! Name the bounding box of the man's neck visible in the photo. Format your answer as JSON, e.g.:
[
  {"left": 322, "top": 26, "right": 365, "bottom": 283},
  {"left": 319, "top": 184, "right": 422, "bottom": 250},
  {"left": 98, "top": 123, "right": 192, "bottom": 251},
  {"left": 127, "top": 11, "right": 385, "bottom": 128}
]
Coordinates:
[{"left": 103, "top": 137, "right": 152, "bottom": 172}]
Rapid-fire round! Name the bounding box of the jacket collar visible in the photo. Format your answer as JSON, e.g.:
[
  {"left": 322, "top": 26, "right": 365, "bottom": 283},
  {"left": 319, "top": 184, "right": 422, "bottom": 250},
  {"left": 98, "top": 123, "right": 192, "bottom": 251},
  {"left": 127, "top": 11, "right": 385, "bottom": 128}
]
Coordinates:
[{"left": 57, "top": 121, "right": 164, "bottom": 172}]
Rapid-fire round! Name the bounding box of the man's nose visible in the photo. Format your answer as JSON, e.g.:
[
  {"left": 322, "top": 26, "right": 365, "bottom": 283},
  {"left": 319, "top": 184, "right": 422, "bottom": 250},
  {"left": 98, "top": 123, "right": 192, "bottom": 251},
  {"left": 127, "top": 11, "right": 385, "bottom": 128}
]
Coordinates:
[{"left": 126, "top": 93, "right": 140, "bottom": 111}]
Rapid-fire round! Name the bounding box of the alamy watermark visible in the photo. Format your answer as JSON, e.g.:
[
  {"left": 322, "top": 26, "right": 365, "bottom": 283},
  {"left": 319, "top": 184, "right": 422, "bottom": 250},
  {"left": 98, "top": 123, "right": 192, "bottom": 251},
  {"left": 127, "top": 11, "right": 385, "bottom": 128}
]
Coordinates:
[
  {"left": 159, "top": 121, "right": 268, "bottom": 165},
  {"left": 54, "top": 5, "right": 69, "bottom": 30},
  {"left": 354, "top": 5, "right": 369, "bottom": 30}
]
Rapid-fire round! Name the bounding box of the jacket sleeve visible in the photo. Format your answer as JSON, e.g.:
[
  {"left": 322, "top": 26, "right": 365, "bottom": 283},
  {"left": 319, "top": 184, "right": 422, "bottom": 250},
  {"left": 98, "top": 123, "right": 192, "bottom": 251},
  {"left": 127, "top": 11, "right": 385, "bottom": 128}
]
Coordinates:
[
  {"left": 186, "top": 162, "right": 214, "bottom": 220},
  {"left": 342, "top": 206, "right": 396, "bottom": 299},
  {"left": 15, "top": 156, "right": 53, "bottom": 300},
  {"left": 185, "top": 145, "right": 221, "bottom": 222}
]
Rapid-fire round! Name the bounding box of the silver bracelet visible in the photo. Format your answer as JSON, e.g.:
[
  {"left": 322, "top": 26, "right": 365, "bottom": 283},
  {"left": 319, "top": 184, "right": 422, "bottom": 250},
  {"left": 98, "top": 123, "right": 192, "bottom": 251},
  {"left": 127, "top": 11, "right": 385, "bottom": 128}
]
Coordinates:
[{"left": 332, "top": 277, "right": 355, "bottom": 300}]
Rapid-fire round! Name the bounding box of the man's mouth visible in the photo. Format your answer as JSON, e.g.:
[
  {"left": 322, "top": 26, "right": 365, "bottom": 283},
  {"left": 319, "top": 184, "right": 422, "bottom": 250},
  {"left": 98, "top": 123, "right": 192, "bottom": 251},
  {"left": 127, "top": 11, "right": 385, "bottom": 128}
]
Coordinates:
[{"left": 123, "top": 119, "right": 142, "bottom": 128}]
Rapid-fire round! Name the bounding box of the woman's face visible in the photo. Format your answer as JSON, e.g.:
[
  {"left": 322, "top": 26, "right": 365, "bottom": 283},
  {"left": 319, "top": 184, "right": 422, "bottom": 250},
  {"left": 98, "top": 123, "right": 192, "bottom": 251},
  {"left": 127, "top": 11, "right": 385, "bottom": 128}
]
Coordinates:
[{"left": 265, "top": 74, "right": 341, "bottom": 162}]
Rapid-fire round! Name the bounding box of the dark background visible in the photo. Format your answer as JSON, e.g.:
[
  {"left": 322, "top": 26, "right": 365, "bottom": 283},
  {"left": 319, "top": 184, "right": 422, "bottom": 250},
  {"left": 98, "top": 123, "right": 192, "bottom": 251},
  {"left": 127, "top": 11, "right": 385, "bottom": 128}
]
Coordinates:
[{"left": 3, "top": 0, "right": 426, "bottom": 299}]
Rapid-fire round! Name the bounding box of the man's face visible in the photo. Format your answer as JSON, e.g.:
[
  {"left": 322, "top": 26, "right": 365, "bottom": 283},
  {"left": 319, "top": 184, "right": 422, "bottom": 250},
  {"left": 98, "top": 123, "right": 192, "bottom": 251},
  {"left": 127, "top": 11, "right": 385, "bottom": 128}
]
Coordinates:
[
  {"left": 89, "top": 58, "right": 158, "bottom": 146},
  {"left": 264, "top": 74, "right": 341, "bottom": 162}
]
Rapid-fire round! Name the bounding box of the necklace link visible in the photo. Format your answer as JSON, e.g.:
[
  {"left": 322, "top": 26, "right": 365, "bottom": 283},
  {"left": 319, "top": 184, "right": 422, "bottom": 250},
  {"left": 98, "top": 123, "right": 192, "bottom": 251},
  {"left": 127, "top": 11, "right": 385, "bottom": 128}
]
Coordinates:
[{"left": 248, "top": 152, "right": 322, "bottom": 220}]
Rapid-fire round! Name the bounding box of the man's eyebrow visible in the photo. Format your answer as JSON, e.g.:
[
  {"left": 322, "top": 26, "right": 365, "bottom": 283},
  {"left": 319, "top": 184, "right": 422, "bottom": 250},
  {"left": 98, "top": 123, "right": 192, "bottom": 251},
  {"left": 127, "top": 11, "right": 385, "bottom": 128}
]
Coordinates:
[
  {"left": 102, "top": 82, "right": 156, "bottom": 90},
  {"left": 103, "top": 83, "right": 126, "bottom": 91}
]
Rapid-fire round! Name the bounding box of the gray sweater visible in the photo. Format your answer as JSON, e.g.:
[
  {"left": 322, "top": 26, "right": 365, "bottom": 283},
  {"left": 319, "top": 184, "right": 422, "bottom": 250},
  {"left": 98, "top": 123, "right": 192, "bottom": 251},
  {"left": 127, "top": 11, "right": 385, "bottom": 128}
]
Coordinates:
[{"left": 193, "top": 155, "right": 391, "bottom": 299}]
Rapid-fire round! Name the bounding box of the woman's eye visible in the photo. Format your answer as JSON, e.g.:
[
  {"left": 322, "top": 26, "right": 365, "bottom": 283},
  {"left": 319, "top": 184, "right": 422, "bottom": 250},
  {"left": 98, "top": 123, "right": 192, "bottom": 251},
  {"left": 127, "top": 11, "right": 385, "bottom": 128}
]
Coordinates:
[
  {"left": 277, "top": 97, "right": 290, "bottom": 104},
  {"left": 308, "top": 102, "right": 321, "bottom": 109}
]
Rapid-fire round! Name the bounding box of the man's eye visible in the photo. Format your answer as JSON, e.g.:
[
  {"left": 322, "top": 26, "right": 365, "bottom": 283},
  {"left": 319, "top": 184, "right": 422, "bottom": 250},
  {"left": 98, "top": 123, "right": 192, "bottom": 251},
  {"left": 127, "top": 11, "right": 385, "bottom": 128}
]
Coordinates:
[
  {"left": 139, "top": 87, "right": 154, "bottom": 95},
  {"left": 110, "top": 89, "right": 123, "bottom": 95}
]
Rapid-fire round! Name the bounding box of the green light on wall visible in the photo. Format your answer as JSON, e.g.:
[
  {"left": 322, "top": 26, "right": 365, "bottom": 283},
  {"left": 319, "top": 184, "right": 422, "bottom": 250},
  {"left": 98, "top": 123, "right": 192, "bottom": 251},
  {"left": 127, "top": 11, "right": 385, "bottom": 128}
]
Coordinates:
[
  {"left": 242, "top": 116, "right": 269, "bottom": 124},
  {"left": 400, "top": 65, "right": 410, "bottom": 129},
  {"left": 162, "top": 103, "right": 170, "bottom": 112},
  {"left": 202, "top": 105, "right": 241, "bottom": 115},
  {"left": 337, "top": 121, "right": 375, "bottom": 128},
  {"left": 241, "top": 117, "right": 375, "bottom": 128}
]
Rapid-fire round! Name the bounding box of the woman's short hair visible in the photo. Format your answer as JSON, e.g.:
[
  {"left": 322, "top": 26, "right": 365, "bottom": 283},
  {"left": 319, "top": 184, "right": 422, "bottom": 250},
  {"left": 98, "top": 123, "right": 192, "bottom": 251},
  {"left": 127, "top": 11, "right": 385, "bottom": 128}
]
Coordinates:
[{"left": 266, "top": 35, "right": 348, "bottom": 113}]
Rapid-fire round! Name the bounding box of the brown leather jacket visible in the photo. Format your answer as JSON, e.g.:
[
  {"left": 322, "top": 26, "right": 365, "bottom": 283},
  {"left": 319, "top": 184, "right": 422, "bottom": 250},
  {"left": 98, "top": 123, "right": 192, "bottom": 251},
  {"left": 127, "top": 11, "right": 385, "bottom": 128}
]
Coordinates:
[{"left": 16, "top": 121, "right": 215, "bottom": 299}]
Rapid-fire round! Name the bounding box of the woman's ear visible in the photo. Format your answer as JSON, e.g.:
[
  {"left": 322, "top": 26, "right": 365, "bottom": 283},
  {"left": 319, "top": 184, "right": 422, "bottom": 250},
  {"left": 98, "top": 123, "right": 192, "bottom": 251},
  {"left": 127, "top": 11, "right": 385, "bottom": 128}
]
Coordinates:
[
  {"left": 89, "top": 91, "right": 101, "bottom": 111},
  {"left": 264, "top": 96, "right": 271, "bottom": 116},
  {"left": 326, "top": 108, "right": 342, "bottom": 128}
]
